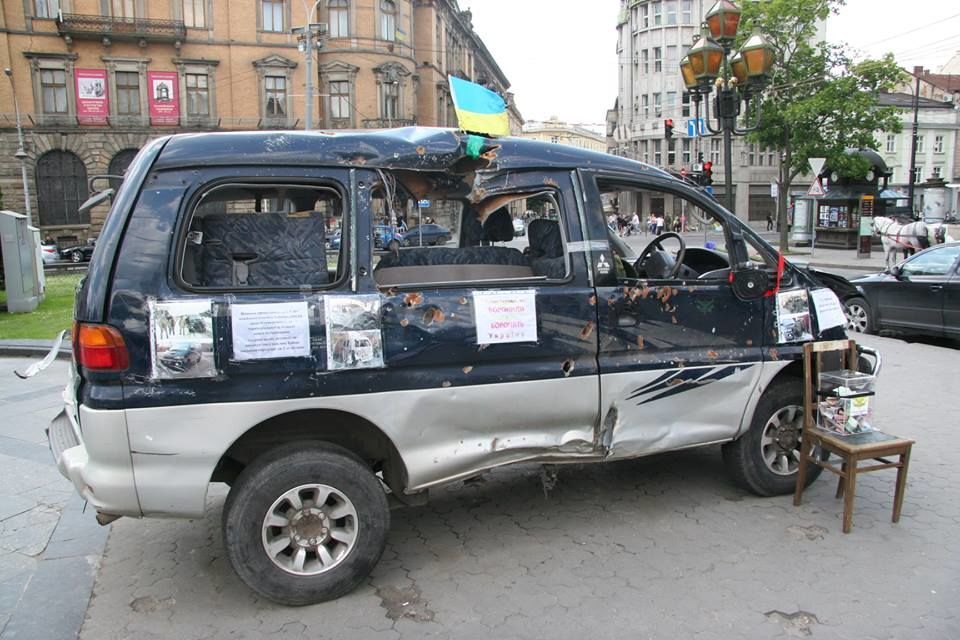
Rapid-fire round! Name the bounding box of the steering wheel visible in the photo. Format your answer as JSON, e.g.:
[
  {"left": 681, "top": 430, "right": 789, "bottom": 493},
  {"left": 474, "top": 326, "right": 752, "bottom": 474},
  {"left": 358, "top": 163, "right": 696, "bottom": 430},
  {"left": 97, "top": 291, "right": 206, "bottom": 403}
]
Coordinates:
[{"left": 634, "top": 232, "right": 687, "bottom": 279}]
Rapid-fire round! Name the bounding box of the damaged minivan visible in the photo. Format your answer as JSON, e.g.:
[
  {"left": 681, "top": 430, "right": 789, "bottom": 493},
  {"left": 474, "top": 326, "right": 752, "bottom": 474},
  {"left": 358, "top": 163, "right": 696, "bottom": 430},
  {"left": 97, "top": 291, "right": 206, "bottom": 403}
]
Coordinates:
[{"left": 48, "top": 127, "right": 871, "bottom": 605}]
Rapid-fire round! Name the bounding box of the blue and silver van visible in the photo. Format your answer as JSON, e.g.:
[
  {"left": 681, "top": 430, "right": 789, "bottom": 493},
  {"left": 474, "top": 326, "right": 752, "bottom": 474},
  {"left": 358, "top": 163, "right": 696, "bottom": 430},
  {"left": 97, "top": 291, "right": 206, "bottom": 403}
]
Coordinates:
[{"left": 49, "top": 127, "right": 860, "bottom": 604}]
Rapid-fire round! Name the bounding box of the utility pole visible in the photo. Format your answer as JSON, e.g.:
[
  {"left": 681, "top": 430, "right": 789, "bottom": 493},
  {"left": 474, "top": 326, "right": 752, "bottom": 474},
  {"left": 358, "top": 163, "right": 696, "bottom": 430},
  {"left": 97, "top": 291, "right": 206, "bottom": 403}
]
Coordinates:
[
  {"left": 292, "top": 0, "right": 327, "bottom": 130},
  {"left": 906, "top": 67, "right": 921, "bottom": 217},
  {"left": 4, "top": 68, "right": 33, "bottom": 227}
]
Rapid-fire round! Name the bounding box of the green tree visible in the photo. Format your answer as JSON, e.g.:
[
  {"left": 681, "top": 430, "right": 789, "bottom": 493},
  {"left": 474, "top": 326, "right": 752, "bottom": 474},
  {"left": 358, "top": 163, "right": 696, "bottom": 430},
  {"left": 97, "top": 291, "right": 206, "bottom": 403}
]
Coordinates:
[{"left": 737, "top": 0, "right": 903, "bottom": 251}]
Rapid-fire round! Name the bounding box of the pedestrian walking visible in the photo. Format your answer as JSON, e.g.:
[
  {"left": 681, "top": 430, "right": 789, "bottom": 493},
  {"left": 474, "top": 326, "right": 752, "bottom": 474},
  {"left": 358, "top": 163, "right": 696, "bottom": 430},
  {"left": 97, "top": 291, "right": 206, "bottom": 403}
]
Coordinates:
[
  {"left": 655, "top": 214, "right": 664, "bottom": 235},
  {"left": 766, "top": 214, "right": 774, "bottom": 231}
]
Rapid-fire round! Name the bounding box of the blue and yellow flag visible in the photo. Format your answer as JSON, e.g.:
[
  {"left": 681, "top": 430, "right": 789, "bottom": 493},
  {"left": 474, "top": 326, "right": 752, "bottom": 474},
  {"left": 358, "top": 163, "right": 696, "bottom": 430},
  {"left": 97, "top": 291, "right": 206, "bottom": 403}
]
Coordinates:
[{"left": 448, "top": 75, "right": 510, "bottom": 137}]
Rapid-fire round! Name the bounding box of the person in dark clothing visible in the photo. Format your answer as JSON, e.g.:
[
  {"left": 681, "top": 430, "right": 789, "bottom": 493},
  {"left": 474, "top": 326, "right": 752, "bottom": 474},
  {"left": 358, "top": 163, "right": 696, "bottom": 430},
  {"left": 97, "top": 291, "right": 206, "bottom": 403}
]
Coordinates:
[{"left": 766, "top": 214, "right": 774, "bottom": 231}]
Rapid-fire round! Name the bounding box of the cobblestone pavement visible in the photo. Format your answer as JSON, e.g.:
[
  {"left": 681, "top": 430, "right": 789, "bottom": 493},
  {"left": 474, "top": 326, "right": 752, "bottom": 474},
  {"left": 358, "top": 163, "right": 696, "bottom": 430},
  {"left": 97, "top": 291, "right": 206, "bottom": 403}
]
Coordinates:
[{"left": 72, "top": 334, "right": 957, "bottom": 640}]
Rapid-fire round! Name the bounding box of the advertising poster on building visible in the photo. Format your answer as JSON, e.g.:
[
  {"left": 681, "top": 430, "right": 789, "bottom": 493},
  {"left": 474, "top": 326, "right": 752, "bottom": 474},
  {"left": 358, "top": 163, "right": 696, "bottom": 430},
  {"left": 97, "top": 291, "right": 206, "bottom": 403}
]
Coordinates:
[
  {"left": 148, "top": 71, "right": 179, "bottom": 125},
  {"left": 75, "top": 69, "right": 109, "bottom": 125}
]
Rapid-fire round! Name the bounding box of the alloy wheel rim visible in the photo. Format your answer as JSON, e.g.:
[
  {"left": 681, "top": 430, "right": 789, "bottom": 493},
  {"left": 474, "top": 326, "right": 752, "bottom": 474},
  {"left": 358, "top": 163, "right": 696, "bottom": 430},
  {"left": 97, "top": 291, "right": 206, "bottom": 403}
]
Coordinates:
[
  {"left": 846, "top": 304, "right": 868, "bottom": 333},
  {"left": 261, "top": 483, "right": 358, "bottom": 576},
  {"left": 759, "top": 404, "right": 804, "bottom": 476}
]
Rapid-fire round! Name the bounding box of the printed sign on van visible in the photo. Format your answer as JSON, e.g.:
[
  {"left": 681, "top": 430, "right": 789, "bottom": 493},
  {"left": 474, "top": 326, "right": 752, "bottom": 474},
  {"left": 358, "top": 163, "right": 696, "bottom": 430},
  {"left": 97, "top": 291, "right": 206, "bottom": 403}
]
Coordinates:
[
  {"left": 148, "top": 71, "right": 180, "bottom": 125},
  {"left": 472, "top": 290, "right": 538, "bottom": 345}
]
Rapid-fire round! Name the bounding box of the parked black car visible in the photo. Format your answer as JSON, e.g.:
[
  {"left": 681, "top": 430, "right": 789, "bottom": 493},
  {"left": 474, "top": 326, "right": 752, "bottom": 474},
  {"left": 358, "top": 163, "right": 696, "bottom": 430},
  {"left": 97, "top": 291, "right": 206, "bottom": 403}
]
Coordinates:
[
  {"left": 60, "top": 238, "right": 96, "bottom": 263},
  {"left": 401, "top": 223, "right": 451, "bottom": 246},
  {"left": 811, "top": 243, "right": 960, "bottom": 339}
]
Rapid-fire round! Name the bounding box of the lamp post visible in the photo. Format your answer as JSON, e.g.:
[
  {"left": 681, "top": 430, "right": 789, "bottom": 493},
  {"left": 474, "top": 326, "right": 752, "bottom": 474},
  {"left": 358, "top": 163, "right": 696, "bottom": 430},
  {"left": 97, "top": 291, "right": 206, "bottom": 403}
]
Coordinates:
[
  {"left": 906, "top": 69, "right": 921, "bottom": 217},
  {"left": 679, "top": 0, "right": 775, "bottom": 214},
  {"left": 4, "top": 67, "right": 33, "bottom": 228},
  {"left": 292, "top": 0, "right": 328, "bottom": 130}
]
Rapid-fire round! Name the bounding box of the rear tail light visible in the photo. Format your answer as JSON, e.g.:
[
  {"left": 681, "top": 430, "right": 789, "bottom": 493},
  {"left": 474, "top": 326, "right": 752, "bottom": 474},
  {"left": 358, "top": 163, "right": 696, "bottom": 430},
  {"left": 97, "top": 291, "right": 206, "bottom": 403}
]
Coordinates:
[{"left": 73, "top": 322, "right": 130, "bottom": 371}]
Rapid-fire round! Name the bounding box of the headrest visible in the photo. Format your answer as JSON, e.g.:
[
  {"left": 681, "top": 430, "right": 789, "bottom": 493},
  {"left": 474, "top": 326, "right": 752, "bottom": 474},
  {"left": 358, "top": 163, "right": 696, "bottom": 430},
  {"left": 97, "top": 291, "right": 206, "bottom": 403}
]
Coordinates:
[
  {"left": 482, "top": 207, "right": 514, "bottom": 243},
  {"left": 527, "top": 219, "right": 563, "bottom": 259}
]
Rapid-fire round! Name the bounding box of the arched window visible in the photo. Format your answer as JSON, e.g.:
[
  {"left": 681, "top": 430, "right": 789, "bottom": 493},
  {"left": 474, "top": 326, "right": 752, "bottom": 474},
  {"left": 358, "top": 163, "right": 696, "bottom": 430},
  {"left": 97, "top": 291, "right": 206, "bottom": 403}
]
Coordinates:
[
  {"left": 108, "top": 148, "right": 140, "bottom": 192},
  {"left": 35, "top": 151, "right": 89, "bottom": 227},
  {"left": 329, "top": 0, "right": 348, "bottom": 37},
  {"left": 379, "top": 0, "right": 396, "bottom": 41}
]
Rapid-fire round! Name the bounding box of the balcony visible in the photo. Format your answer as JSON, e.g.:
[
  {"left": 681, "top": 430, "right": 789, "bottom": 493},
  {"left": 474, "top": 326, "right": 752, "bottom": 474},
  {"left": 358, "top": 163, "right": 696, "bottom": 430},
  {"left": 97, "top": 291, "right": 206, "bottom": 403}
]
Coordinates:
[
  {"left": 58, "top": 13, "right": 186, "bottom": 44},
  {"left": 362, "top": 118, "right": 416, "bottom": 129}
]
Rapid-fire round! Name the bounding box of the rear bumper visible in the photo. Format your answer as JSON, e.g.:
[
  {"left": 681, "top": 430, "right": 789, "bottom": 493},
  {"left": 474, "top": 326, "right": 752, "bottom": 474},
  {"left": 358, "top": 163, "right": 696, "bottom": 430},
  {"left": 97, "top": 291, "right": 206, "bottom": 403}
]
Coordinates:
[{"left": 48, "top": 391, "right": 142, "bottom": 518}]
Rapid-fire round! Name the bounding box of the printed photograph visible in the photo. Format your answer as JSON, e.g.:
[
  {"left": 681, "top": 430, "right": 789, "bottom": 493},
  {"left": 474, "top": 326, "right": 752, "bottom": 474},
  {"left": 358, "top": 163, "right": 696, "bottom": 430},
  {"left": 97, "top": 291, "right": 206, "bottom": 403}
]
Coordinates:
[
  {"left": 152, "top": 79, "right": 173, "bottom": 102},
  {"left": 151, "top": 300, "right": 217, "bottom": 379},
  {"left": 776, "top": 289, "right": 810, "bottom": 317},
  {"left": 325, "top": 295, "right": 384, "bottom": 370},
  {"left": 777, "top": 315, "right": 813, "bottom": 343},
  {"left": 77, "top": 78, "right": 105, "bottom": 99}
]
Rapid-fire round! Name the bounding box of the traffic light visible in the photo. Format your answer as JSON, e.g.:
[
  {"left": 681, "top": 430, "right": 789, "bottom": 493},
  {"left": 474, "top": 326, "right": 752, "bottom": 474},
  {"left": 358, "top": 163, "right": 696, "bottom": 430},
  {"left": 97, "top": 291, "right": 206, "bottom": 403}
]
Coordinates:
[
  {"left": 702, "top": 161, "right": 714, "bottom": 186},
  {"left": 697, "top": 151, "right": 704, "bottom": 164},
  {"left": 664, "top": 118, "right": 674, "bottom": 140}
]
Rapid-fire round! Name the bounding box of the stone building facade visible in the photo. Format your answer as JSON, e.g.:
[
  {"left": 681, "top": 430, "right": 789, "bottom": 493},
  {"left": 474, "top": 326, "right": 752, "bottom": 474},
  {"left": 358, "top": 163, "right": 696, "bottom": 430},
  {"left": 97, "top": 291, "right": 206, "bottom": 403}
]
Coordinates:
[
  {"left": 0, "top": 0, "right": 520, "bottom": 244},
  {"left": 521, "top": 117, "right": 606, "bottom": 153}
]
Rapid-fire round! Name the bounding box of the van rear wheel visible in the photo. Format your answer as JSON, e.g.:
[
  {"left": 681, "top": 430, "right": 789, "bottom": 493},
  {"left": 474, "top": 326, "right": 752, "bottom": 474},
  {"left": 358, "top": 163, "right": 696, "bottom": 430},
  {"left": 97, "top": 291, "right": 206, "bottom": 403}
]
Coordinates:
[
  {"left": 222, "top": 442, "right": 389, "bottom": 605},
  {"left": 722, "top": 379, "right": 823, "bottom": 496}
]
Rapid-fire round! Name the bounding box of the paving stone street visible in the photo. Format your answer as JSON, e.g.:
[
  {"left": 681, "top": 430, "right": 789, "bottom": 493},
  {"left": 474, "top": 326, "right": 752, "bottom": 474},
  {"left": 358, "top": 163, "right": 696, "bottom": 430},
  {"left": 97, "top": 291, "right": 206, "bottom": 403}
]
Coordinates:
[{"left": 1, "top": 333, "right": 958, "bottom": 639}]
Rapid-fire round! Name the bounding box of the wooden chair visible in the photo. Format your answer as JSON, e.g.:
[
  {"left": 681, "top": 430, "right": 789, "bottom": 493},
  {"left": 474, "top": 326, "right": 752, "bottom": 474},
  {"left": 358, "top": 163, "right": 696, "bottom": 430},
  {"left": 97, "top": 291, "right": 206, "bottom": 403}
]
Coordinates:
[{"left": 793, "top": 339, "right": 914, "bottom": 533}]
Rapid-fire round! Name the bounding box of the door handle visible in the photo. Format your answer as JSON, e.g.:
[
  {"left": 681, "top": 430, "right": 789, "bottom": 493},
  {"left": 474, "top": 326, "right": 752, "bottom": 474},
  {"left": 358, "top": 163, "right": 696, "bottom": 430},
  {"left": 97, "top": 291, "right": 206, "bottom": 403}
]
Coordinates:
[{"left": 617, "top": 314, "right": 638, "bottom": 327}]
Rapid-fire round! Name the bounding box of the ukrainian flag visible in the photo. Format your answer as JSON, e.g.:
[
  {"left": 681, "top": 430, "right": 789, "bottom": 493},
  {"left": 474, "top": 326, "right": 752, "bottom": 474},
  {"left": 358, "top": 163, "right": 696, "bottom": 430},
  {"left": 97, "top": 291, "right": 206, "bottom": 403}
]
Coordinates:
[{"left": 448, "top": 75, "right": 510, "bottom": 137}]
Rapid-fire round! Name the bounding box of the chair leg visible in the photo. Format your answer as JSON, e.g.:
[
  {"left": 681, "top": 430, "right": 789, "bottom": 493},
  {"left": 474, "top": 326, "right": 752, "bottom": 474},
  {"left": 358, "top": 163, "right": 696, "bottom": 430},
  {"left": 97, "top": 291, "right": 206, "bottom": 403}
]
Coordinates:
[
  {"left": 842, "top": 459, "right": 857, "bottom": 534},
  {"left": 892, "top": 445, "right": 912, "bottom": 523},
  {"left": 836, "top": 460, "right": 847, "bottom": 499},
  {"left": 793, "top": 437, "right": 811, "bottom": 507}
]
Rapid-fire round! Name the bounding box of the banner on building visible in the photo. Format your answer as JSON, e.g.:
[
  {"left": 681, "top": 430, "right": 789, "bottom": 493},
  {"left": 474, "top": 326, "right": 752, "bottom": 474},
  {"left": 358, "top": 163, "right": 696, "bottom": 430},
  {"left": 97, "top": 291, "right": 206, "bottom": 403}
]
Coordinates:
[
  {"left": 75, "top": 69, "right": 109, "bottom": 125},
  {"left": 148, "top": 71, "right": 179, "bottom": 125}
]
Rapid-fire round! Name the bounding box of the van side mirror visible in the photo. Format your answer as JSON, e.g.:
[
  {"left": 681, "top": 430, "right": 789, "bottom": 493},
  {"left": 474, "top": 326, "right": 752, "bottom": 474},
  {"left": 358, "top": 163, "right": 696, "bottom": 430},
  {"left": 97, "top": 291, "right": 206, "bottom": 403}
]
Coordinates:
[
  {"left": 889, "top": 265, "right": 902, "bottom": 278},
  {"left": 730, "top": 268, "right": 770, "bottom": 301}
]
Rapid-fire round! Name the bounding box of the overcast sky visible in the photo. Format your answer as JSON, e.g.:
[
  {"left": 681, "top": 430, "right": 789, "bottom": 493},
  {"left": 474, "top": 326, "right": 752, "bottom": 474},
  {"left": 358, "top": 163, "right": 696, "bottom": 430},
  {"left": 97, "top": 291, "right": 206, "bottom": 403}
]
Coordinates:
[{"left": 468, "top": 0, "right": 960, "bottom": 128}]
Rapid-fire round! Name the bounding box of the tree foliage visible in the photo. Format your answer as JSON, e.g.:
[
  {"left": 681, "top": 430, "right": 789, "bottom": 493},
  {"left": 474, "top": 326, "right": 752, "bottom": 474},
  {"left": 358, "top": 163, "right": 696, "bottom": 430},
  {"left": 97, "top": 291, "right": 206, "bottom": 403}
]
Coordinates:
[{"left": 736, "top": 0, "right": 904, "bottom": 248}]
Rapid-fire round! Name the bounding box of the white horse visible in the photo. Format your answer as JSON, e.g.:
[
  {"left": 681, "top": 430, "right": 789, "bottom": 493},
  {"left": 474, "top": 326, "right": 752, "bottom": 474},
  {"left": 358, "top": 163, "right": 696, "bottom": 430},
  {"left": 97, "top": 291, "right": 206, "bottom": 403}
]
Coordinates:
[{"left": 872, "top": 216, "right": 929, "bottom": 269}]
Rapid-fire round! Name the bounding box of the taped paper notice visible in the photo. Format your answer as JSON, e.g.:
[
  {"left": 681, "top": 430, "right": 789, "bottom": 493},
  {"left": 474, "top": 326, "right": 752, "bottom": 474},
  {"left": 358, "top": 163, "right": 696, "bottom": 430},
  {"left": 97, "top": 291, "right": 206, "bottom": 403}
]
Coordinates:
[
  {"left": 473, "top": 289, "right": 538, "bottom": 345},
  {"left": 325, "top": 295, "right": 384, "bottom": 370},
  {"left": 775, "top": 289, "right": 813, "bottom": 344},
  {"left": 151, "top": 300, "right": 217, "bottom": 379},
  {"left": 810, "top": 288, "right": 846, "bottom": 332},
  {"left": 231, "top": 301, "right": 310, "bottom": 361}
]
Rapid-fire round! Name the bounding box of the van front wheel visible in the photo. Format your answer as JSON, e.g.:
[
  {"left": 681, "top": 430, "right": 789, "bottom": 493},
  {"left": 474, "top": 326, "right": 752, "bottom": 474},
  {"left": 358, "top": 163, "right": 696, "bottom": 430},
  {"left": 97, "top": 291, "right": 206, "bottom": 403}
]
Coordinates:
[
  {"left": 722, "top": 379, "right": 823, "bottom": 496},
  {"left": 222, "top": 442, "right": 389, "bottom": 605}
]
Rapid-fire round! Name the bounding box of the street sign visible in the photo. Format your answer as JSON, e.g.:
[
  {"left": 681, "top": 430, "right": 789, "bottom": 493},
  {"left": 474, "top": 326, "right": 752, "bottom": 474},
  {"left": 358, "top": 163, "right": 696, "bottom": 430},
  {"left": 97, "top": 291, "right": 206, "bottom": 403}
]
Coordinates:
[
  {"left": 806, "top": 176, "right": 825, "bottom": 198},
  {"left": 808, "top": 157, "right": 826, "bottom": 177},
  {"left": 417, "top": 199, "right": 431, "bottom": 208},
  {"left": 686, "top": 118, "right": 706, "bottom": 137},
  {"left": 770, "top": 181, "right": 779, "bottom": 199}
]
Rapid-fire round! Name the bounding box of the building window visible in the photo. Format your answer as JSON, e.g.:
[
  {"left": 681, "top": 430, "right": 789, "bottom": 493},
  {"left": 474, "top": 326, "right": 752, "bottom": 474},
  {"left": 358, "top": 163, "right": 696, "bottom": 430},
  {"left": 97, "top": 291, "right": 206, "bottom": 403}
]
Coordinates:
[
  {"left": 932, "top": 166, "right": 942, "bottom": 179},
  {"left": 265, "top": 75, "right": 286, "bottom": 116},
  {"left": 642, "top": 49, "right": 649, "bottom": 74},
  {"left": 381, "top": 81, "right": 399, "bottom": 120},
  {"left": 710, "top": 138, "right": 720, "bottom": 164},
  {"left": 185, "top": 73, "right": 210, "bottom": 117},
  {"left": 380, "top": 0, "right": 396, "bottom": 41},
  {"left": 666, "top": 0, "right": 677, "bottom": 25},
  {"left": 115, "top": 71, "right": 140, "bottom": 116},
  {"left": 183, "top": 0, "right": 206, "bottom": 28},
  {"left": 934, "top": 135, "right": 944, "bottom": 153},
  {"left": 329, "top": 0, "right": 349, "bottom": 37},
  {"left": 666, "top": 46, "right": 678, "bottom": 69},
  {"left": 668, "top": 140, "right": 676, "bottom": 166},
  {"left": 682, "top": 138, "right": 691, "bottom": 164},
  {"left": 682, "top": 0, "right": 692, "bottom": 23},
  {"left": 35, "top": 151, "right": 89, "bottom": 227},
  {"left": 915, "top": 135, "right": 924, "bottom": 153},
  {"left": 653, "top": 140, "right": 662, "bottom": 166},
  {"left": 330, "top": 80, "right": 350, "bottom": 121},
  {"left": 40, "top": 69, "right": 68, "bottom": 114},
  {"left": 34, "top": 0, "right": 56, "bottom": 18},
  {"left": 641, "top": 4, "right": 649, "bottom": 28},
  {"left": 681, "top": 92, "right": 690, "bottom": 117},
  {"left": 666, "top": 91, "right": 677, "bottom": 113},
  {"left": 653, "top": 92, "right": 661, "bottom": 115},
  {"left": 642, "top": 94, "right": 649, "bottom": 118},
  {"left": 885, "top": 134, "right": 896, "bottom": 153},
  {"left": 913, "top": 166, "right": 923, "bottom": 182},
  {"left": 112, "top": 0, "right": 136, "bottom": 18},
  {"left": 262, "top": 0, "right": 285, "bottom": 32},
  {"left": 641, "top": 140, "right": 649, "bottom": 163},
  {"left": 653, "top": 1, "right": 662, "bottom": 26},
  {"left": 654, "top": 47, "right": 662, "bottom": 73}
]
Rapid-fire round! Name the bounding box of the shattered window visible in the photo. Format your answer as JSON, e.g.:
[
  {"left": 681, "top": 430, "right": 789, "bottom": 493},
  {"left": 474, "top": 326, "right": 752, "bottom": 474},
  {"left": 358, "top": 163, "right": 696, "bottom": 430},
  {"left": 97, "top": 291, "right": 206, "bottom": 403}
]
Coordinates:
[
  {"left": 179, "top": 184, "right": 345, "bottom": 289},
  {"left": 371, "top": 173, "right": 569, "bottom": 286}
]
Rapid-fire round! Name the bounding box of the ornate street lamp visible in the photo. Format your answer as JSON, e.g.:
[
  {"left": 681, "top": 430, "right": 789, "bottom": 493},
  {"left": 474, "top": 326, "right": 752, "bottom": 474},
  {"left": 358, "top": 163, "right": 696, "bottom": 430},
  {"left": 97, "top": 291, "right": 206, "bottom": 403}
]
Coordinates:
[{"left": 681, "top": 1, "right": 776, "bottom": 213}]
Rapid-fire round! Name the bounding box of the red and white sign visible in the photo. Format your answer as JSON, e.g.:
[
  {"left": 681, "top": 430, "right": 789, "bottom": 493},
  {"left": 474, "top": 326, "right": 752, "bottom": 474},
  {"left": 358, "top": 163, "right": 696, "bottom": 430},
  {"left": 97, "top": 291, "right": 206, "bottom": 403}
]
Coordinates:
[
  {"left": 75, "top": 69, "right": 109, "bottom": 125},
  {"left": 472, "top": 289, "right": 538, "bottom": 345},
  {"left": 148, "top": 71, "right": 180, "bottom": 125},
  {"left": 807, "top": 176, "right": 826, "bottom": 198}
]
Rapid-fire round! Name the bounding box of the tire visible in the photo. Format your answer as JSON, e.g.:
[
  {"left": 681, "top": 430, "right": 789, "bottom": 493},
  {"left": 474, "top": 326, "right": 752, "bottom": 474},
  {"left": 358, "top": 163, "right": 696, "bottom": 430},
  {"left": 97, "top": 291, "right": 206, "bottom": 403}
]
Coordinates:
[
  {"left": 402, "top": 238, "right": 411, "bottom": 247},
  {"left": 722, "top": 378, "right": 823, "bottom": 496},
  {"left": 844, "top": 296, "right": 873, "bottom": 334},
  {"left": 222, "top": 441, "right": 390, "bottom": 605},
  {"left": 71, "top": 250, "right": 83, "bottom": 263}
]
